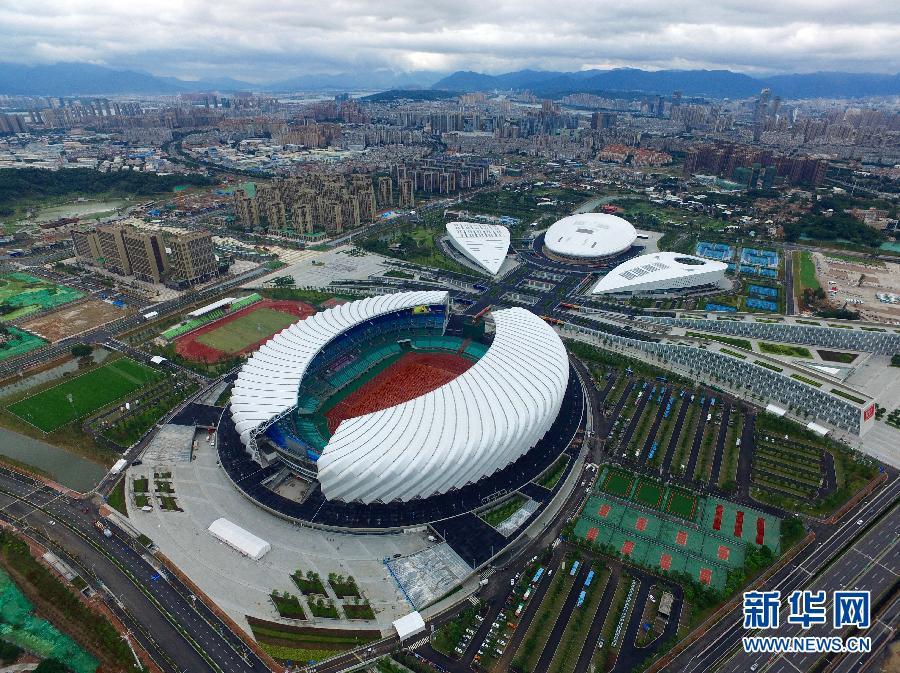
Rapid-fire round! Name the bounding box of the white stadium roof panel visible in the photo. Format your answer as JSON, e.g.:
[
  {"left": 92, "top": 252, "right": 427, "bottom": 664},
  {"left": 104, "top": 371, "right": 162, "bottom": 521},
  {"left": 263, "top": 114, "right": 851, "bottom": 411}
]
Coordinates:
[
  {"left": 544, "top": 213, "right": 637, "bottom": 260},
  {"left": 230, "top": 291, "right": 569, "bottom": 505},
  {"left": 316, "top": 307, "right": 568, "bottom": 504},
  {"left": 230, "top": 290, "right": 448, "bottom": 447},
  {"left": 446, "top": 221, "right": 510, "bottom": 275},
  {"left": 591, "top": 252, "right": 728, "bottom": 294}
]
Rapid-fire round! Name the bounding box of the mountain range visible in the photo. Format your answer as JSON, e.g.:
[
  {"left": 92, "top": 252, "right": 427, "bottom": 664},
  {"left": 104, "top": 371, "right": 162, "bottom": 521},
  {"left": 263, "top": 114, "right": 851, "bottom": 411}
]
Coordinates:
[
  {"left": 431, "top": 68, "right": 900, "bottom": 99},
  {"left": 0, "top": 63, "right": 436, "bottom": 96},
  {"left": 1, "top": 62, "right": 898, "bottom": 99}
]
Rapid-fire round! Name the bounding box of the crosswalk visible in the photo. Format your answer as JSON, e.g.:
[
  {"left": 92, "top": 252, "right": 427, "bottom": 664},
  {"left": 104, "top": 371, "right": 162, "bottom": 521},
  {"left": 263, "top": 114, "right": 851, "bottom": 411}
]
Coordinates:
[
  {"left": 467, "top": 595, "right": 479, "bottom": 606},
  {"left": 407, "top": 636, "right": 430, "bottom": 650}
]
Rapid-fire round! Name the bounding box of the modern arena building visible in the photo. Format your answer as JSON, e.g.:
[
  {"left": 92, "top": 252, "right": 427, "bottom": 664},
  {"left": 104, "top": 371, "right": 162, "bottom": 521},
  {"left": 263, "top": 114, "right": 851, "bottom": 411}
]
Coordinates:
[
  {"left": 592, "top": 252, "right": 729, "bottom": 295},
  {"left": 542, "top": 213, "right": 638, "bottom": 264},
  {"left": 445, "top": 222, "right": 510, "bottom": 275},
  {"left": 219, "top": 290, "right": 585, "bottom": 534}
]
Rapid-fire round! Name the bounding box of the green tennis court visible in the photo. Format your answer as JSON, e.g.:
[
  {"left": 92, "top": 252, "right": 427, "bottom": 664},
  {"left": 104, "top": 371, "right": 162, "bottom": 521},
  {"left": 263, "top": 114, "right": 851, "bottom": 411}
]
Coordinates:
[
  {"left": 666, "top": 488, "right": 699, "bottom": 521},
  {"left": 8, "top": 358, "right": 162, "bottom": 432},
  {"left": 600, "top": 466, "right": 634, "bottom": 498},
  {"left": 633, "top": 480, "right": 664, "bottom": 509}
]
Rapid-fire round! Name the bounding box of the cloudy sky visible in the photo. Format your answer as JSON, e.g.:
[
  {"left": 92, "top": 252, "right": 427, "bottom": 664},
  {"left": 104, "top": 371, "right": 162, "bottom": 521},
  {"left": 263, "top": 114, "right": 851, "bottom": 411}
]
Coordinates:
[{"left": 1, "top": 0, "right": 898, "bottom": 82}]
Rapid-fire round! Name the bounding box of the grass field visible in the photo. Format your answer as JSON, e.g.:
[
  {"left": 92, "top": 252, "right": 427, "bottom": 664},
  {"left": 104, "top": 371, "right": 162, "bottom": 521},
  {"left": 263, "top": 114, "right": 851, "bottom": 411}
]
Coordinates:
[
  {"left": 794, "top": 250, "right": 821, "bottom": 294},
  {"left": 7, "top": 358, "right": 162, "bottom": 432},
  {"left": 759, "top": 342, "right": 813, "bottom": 358},
  {"left": 666, "top": 489, "right": 699, "bottom": 520},
  {"left": 194, "top": 308, "right": 298, "bottom": 353}
]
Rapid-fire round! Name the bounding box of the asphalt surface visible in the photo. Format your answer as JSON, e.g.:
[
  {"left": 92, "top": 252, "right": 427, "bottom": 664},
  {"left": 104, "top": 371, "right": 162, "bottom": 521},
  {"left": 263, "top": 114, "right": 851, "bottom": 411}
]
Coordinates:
[
  {"left": 0, "top": 465, "right": 269, "bottom": 673},
  {"left": 671, "top": 476, "right": 900, "bottom": 673}
]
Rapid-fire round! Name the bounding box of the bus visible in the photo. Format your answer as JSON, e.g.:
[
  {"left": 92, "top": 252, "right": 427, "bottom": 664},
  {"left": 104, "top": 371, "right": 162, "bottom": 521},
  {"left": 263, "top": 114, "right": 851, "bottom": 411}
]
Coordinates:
[
  {"left": 570, "top": 561, "right": 580, "bottom": 576},
  {"left": 584, "top": 570, "right": 595, "bottom": 587}
]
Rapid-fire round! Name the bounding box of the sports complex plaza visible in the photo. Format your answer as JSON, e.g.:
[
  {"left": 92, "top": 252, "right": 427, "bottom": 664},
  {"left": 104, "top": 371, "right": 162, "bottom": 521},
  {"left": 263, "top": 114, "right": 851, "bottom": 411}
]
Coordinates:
[{"left": 217, "top": 290, "right": 586, "bottom": 562}]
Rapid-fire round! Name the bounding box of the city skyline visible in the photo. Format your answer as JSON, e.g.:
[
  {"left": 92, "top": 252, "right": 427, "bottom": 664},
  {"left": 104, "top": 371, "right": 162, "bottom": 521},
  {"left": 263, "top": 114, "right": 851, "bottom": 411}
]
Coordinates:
[{"left": 0, "top": 0, "right": 898, "bottom": 83}]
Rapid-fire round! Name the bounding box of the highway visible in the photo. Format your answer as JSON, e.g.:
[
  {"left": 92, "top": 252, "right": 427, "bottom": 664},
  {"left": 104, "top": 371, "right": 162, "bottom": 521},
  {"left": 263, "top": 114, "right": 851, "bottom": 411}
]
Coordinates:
[
  {"left": 0, "top": 465, "right": 270, "bottom": 673},
  {"left": 670, "top": 475, "right": 900, "bottom": 673}
]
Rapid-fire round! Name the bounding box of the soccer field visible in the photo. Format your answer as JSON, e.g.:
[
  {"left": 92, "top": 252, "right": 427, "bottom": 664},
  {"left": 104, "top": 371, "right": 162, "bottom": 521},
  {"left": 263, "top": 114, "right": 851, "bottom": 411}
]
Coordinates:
[
  {"left": 194, "top": 308, "right": 299, "bottom": 354},
  {"left": 8, "top": 358, "right": 162, "bottom": 432}
]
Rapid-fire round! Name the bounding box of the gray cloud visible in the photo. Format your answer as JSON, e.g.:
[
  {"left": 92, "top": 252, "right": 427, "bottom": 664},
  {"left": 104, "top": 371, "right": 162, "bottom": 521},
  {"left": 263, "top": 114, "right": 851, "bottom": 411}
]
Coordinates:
[{"left": 0, "top": 0, "right": 898, "bottom": 81}]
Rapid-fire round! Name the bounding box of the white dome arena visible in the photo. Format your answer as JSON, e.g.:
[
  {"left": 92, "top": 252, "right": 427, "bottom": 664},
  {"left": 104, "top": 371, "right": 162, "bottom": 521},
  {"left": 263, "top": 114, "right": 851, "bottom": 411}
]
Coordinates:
[{"left": 544, "top": 213, "right": 637, "bottom": 261}]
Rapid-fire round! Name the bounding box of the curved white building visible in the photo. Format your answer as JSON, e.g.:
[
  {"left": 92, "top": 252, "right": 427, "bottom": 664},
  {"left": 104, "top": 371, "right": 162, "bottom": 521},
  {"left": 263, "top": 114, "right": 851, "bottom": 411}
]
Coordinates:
[
  {"left": 230, "top": 290, "right": 448, "bottom": 456},
  {"left": 446, "top": 222, "right": 510, "bottom": 275},
  {"left": 544, "top": 213, "right": 637, "bottom": 262},
  {"left": 591, "top": 252, "right": 728, "bottom": 295},
  {"left": 230, "top": 291, "right": 569, "bottom": 504}
]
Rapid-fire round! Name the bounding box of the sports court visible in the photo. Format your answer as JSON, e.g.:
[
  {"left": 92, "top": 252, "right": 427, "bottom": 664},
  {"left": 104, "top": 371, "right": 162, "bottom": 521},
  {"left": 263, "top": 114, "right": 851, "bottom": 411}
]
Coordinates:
[
  {"left": 175, "top": 299, "right": 314, "bottom": 362},
  {"left": 740, "top": 248, "right": 779, "bottom": 269},
  {"left": 695, "top": 242, "right": 734, "bottom": 261},
  {"left": 599, "top": 466, "right": 635, "bottom": 498},
  {"left": 574, "top": 484, "right": 771, "bottom": 590},
  {"left": 326, "top": 351, "right": 473, "bottom": 433},
  {"left": 7, "top": 357, "right": 162, "bottom": 432},
  {"left": 633, "top": 479, "right": 664, "bottom": 509},
  {"left": 665, "top": 488, "right": 699, "bottom": 521},
  {"left": 699, "top": 498, "right": 781, "bottom": 553}
]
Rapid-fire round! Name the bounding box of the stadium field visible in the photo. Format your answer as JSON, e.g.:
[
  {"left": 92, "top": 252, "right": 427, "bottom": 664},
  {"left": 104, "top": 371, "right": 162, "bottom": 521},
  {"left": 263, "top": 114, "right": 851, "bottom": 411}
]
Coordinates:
[
  {"left": 666, "top": 488, "right": 699, "bottom": 521},
  {"left": 325, "top": 352, "right": 472, "bottom": 433},
  {"left": 194, "top": 308, "right": 299, "bottom": 354},
  {"left": 633, "top": 480, "right": 663, "bottom": 509},
  {"left": 601, "top": 467, "right": 634, "bottom": 498},
  {"left": 175, "top": 300, "right": 314, "bottom": 363},
  {"left": 7, "top": 358, "right": 162, "bottom": 432}
]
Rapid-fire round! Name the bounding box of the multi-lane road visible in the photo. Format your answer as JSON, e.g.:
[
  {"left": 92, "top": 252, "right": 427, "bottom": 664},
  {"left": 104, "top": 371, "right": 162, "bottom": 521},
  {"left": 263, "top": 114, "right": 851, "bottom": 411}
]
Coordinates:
[
  {"left": 0, "top": 465, "right": 270, "bottom": 673},
  {"left": 671, "top": 475, "right": 900, "bottom": 673}
]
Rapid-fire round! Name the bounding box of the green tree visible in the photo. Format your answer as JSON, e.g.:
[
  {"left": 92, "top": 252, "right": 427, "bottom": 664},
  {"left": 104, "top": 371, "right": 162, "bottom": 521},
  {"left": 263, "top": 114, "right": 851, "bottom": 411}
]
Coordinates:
[{"left": 70, "top": 344, "right": 93, "bottom": 358}]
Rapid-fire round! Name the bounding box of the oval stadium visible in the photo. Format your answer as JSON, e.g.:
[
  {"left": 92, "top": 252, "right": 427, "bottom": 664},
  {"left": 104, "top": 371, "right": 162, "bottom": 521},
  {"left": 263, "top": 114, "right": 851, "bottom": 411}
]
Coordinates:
[
  {"left": 218, "top": 290, "right": 585, "bottom": 530},
  {"left": 543, "top": 213, "right": 638, "bottom": 263}
]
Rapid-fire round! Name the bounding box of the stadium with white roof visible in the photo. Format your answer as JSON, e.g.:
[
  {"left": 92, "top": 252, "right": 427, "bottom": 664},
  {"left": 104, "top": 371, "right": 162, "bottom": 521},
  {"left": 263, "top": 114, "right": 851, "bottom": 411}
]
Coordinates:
[
  {"left": 543, "top": 213, "right": 637, "bottom": 263},
  {"left": 223, "top": 291, "right": 579, "bottom": 518},
  {"left": 592, "top": 252, "right": 728, "bottom": 295},
  {"left": 445, "top": 221, "right": 510, "bottom": 275}
]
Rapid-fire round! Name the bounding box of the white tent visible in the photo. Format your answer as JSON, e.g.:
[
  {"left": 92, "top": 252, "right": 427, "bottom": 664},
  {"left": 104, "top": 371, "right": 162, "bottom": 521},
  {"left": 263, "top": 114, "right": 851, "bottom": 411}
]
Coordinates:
[
  {"left": 393, "top": 612, "right": 426, "bottom": 641},
  {"left": 764, "top": 403, "right": 786, "bottom": 417},
  {"left": 806, "top": 422, "right": 829, "bottom": 437},
  {"left": 207, "top": 518, "right": 271, "bottom": 560}
]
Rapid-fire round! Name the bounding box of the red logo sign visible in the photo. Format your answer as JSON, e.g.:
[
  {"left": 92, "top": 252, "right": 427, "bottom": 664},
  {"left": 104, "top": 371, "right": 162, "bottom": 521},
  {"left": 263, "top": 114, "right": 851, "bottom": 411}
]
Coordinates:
[{"left": 864, "top": 404, "right": 875, "bottom": 421}]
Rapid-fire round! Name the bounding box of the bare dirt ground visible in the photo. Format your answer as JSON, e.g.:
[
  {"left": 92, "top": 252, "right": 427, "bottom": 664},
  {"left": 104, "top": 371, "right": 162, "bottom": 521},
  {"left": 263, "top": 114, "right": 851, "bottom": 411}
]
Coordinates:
[
  {"left": 22, "top": 300, "right": 132, "bottom": 341},
  {"left": 812, "top": 252, "right": 900, "bottom": 324}
]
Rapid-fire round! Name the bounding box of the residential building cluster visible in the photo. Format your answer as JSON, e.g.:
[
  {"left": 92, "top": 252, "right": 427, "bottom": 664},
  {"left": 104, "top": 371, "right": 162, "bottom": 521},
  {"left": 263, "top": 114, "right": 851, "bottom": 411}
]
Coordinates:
[{"left": 232, "top": 173, "right": 385, "bottom": 238}]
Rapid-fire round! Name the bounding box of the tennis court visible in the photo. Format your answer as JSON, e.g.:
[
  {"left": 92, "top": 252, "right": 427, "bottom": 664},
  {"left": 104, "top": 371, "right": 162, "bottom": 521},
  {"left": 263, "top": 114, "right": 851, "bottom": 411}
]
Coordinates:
[
  {"left": 665, "top": 488, "right": 699, "bottom": 521},
  {"left": 699, "top": 498, "right": 781, "bottom": 553},
  {"left": 633, "top": 479, "right": 664, "bottom": 509},
  {"left": 8, "top": 358, "right": 162, "bottom": 432},
  {"left": 600, "top": 466, "right": 635, "bottom": 498}
]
